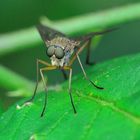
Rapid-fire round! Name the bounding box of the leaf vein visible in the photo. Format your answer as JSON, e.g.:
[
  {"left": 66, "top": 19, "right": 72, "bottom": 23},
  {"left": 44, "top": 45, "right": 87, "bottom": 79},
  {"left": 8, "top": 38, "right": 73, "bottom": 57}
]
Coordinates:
[
  {"left": 77, "top": 91, "right": 140, "bottom": 125},
  {"left": 80, "top": 108, "right": 102, "bottom": 140}
]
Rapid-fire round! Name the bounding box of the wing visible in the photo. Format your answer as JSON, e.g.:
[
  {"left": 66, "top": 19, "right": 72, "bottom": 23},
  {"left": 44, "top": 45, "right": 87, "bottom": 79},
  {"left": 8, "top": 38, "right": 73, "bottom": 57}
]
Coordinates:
[
  {"left": 36, "top": 23, "right": 66, "bottom": 43},
  {"left": 71, "top": 27, "right": 119, "bottom": 44}
]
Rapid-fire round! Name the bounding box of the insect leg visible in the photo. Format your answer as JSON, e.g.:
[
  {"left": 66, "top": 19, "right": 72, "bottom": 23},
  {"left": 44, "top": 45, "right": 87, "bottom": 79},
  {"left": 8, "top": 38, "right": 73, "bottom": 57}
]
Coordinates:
[
  {"left": 85, "top": 39, "right": 96, "bottom": 65},
  {"left": 75, "top": 37, "right": 95, "bottom": 65},
  {"left": 70, "top": 28, "right": 118, "bottom": 66},
  {"left": 24, "top": 59, "right": 51, "bottom": 103},
  {"left": 63, "top": 66, "right": 77, "bottom": 113},
  {"left": 76, "top": 54, "right": 104, "bottom": 89},
  {"left": 40, "top": 66, "right": 57, "bottom": 117},
  {"left": 61, "top": 69, "right": 68, "bottom": 80},
  {"left": 69, "top": 41, "right": 89, "bottom": 66}
]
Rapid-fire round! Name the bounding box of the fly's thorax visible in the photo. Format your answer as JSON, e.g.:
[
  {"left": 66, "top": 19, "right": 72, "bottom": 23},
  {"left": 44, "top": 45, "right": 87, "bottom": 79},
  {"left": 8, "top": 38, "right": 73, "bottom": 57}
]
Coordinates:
[
  {"left": 48, "top": 37, "right": 75, "bottom": 49},
  {"left": 47, "top": 37, "right": 80, "bottom": 53}
]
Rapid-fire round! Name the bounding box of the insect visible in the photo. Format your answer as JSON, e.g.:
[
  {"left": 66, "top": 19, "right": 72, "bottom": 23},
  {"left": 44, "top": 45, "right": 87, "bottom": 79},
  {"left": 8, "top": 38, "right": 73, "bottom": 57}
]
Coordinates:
[{"left": 25, "top": 23, "right": 116, "bottom": 117}]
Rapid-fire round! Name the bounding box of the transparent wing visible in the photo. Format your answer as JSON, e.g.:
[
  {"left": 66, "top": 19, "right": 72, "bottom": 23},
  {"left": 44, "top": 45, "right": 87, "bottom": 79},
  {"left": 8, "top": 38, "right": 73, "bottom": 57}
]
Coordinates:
[
  {"left": 71, "top": 27, "right": 119, "bottom": 44},
  {"left": 36, "top": 23, "right": 66, "bottom": 42}
]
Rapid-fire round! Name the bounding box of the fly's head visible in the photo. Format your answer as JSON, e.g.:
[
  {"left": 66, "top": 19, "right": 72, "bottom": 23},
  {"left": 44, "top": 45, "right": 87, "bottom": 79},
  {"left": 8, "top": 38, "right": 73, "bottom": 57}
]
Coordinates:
[{"left": 46, "top": 37, "right": 80, "bottom": 66}]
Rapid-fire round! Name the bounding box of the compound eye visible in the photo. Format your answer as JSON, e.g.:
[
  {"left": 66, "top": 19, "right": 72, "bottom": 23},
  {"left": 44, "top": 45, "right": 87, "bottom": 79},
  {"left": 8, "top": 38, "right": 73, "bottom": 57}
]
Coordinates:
[
  {"left": 55, "top": 47, "right": 65, "bottom": 59},
  {"left": 46, "top": 46, "right": 55, "bottom": 57}
]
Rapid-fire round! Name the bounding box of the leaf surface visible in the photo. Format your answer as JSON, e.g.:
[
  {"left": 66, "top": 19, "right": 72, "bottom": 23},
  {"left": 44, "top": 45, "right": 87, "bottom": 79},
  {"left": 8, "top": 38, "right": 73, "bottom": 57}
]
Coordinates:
[{"left": 0, "top": 53, "right": 140, "bottom": 140}]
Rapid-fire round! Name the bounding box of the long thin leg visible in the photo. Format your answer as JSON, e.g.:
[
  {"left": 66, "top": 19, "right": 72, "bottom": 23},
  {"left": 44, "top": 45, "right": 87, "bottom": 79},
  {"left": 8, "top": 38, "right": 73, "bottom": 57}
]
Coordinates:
[
  {"left": 63, "top": 66, "right": 77, "bottom": 113},
  {"left": 70, "top": 28, "right": 118, "bottom": 66},
  {"left": 70, "top": 39, "right": 95, "bottom": 66},
  {"left": 69, "top": 41, "right": 89, "bottom": 66},
  {"left": 40, "top": 68, "right": 47, "bottom": 117},
  {"left": 76, "top": 54, "right": 104, "bottom": 89},
  {"left": 85, "top": 39, "right": 96, "bottom": 65},
  {"left": 61, "top": 69, "right": 68, "bottom": 80},
  {"left": 40, "top": 66, "right": 57, "bottom": 117},
  {"left": 68, "top": 68, "right": 76, "bottom": 113},
  {"left": 25, "top": 59, "right": 51, "bottom": 104}
]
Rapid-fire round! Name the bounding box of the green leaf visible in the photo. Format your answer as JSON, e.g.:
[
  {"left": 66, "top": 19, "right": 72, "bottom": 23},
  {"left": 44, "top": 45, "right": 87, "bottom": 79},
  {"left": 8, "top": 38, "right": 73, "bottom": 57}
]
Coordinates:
[
  {"left": 0, "top": 53, "right": 140, "bottom": 140},
  {"left": 0, "top": 100, "right": 4, "bottom": 115}
]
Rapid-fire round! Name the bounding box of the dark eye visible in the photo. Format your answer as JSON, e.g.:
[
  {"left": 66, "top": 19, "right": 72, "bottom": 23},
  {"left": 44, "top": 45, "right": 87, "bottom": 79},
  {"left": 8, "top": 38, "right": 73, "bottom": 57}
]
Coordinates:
[
  {"left": 46, "top": 46, "right": 55, "bottom": 57},
  {"left": 55, "top": 47, "right": 64, "bottom": 59}
]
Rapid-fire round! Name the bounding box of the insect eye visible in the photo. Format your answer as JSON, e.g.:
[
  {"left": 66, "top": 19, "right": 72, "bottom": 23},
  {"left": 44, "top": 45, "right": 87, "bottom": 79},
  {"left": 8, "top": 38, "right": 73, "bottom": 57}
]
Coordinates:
[
  {"left": 46, "top": 46, "right": 55, "bottom": 57},
  {"left": 55, "top": 47, "right": 65, "bottom": 59}
]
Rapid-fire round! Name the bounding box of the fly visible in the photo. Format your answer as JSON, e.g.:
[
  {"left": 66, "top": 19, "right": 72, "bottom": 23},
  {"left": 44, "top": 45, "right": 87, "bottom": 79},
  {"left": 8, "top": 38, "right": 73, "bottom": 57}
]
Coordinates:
[{"left": 24, "top": 23, "right": 117, "bottom": 117}]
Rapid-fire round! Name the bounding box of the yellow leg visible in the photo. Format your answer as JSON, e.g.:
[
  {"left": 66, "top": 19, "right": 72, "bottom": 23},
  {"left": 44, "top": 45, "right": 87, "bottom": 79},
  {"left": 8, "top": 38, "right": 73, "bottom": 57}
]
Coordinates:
[
  {"left": 24, "top": 59, "right": 51, "bottom": 104},
  {"left": 63, "top": 66, "right": 77, "bottom": 113},
  {"left": 69, "top": 40, "right": 90, "bottom": 66},
  {"left": 39, "top": 66, "right": 57, "bottom": 117}
]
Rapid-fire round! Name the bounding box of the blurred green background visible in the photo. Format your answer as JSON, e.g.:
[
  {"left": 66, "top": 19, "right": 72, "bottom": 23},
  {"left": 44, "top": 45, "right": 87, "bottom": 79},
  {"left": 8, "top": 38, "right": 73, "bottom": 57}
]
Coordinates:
[{"left": 0, "top": 0, "right": 140, "bottom": 109}]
